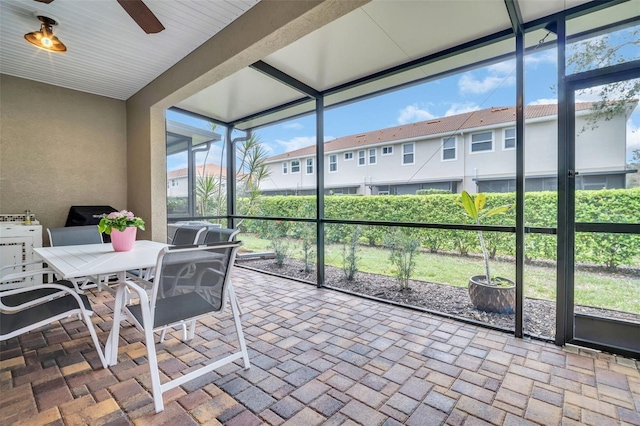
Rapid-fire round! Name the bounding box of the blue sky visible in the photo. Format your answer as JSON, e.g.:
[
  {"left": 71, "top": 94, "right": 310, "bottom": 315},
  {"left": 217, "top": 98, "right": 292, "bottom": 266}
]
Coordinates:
[{"left": 167, "top": 29, "right": 640, "bottom": 171}]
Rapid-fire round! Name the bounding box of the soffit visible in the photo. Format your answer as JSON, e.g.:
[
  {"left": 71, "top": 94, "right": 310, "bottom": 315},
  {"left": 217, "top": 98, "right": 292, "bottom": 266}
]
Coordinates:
[
  {"left": 173, "top": 67, "right": 304, "bottom": 124},
  {"left": 178, "top": 0, "right": 617, "bottom": 128}
]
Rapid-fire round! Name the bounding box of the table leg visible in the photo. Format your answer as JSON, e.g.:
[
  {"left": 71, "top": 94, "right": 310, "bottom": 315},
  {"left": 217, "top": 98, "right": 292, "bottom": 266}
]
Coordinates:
[{"left": 106, "top": 272, "right": 127, "bottom": 366}]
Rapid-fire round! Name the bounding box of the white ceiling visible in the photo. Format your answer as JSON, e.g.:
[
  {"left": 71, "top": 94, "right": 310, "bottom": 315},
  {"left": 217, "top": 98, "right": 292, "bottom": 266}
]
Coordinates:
[
  {"left": 0, "top": 0, "right": 259, "bottom": 100},
  {"left": 179, "top": 0, "right": 625, "bottom": 129},
  {"left": 2, "top": 0, "right": 636, "bottom": 129}
]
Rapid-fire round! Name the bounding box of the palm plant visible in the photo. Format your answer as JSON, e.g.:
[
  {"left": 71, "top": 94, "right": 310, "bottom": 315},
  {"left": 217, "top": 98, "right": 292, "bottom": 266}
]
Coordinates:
[
  {"left": 236, "top": 134, "right": 271, "bottom": 226},
  {"left": 196, "top": 175, "right": 218, "bottom": 215},
  {"left": 455, "top": 191, "right": 510, "bottom": 285}
]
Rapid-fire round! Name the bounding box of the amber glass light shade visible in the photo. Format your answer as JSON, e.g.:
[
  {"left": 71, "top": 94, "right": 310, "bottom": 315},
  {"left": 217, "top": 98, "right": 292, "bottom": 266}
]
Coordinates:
[{"left": 24, "top": 16, "right": 66, "bottom": 53}]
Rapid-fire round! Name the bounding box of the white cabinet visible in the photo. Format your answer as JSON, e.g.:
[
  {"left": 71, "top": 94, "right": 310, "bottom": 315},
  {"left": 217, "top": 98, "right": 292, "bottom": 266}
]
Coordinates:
[{"left": 0, "top": 223, "right": 43, "bottom": 286}]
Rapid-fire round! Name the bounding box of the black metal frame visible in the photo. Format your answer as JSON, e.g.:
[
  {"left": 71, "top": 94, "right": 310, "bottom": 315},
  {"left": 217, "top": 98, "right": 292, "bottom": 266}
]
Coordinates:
[
  {"left": 561, "top": 59, "right": 640, "bottom": 357},
  {"left": 165, "top": 0, "right": 638, "bottom": 355}
]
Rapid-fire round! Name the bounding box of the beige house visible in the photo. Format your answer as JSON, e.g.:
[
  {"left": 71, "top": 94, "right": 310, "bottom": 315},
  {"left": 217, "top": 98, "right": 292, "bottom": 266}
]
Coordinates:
[
  {"left": 261, "top": 103, "right": 632, "bottom": 195},
  {"left": 167, "top": 163, "right": 228, "bottom": 198}
]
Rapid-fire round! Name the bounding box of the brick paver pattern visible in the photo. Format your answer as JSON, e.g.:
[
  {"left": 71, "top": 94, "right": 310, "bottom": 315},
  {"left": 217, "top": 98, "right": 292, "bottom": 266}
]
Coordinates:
[{"left": 1, "top": 268, "right": 638, "bottom": 425}]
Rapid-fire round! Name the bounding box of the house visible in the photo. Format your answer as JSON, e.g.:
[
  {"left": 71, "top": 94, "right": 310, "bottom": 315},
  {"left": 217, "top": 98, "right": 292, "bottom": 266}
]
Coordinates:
[
  {"left": 167, "top": 163, "right": 227, "bottom": 198},
  {"left": 261, "top": 102, "right": 633, "bottom": 196}
]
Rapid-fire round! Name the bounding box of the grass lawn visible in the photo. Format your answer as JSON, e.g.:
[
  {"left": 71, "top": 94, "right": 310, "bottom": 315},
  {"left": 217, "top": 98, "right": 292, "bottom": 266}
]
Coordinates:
[{"left": 239, "top": 234, "right": 639, "bottom": 314}]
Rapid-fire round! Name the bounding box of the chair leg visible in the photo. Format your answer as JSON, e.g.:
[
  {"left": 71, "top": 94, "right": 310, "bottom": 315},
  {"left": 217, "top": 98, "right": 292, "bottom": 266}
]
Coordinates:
[
  {"left": 140, "top": 303, "right": 164, "bottom": 413},
  {"left": 228, "top": 284, "right": 250, "bottom": 370},
  {"left": 187, "top": 320, "right": 196, "bottom": 340},
  {"left": 159, "top": 327, "right": 168, "bottom": 343},
  {"left": 83, "top": 310, "right": 108, "bottom": 369}
]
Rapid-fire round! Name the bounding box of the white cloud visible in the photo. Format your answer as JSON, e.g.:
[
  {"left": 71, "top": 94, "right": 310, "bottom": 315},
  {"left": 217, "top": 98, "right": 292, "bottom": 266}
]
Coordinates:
[
  {"left": 397, "top": 104, "right": 435, "bottom": 124},
  {"left": 275, "top": 136, "right": 315, "bottom": 151},
  {"left": 283, "top": 122, "right": 304, "bottom": 130},
  {"left": 528, "top": 98, "right": 558, "bottom": 105},
  {"left": 524, "top": 49, "right": 556, "bottom": 68},
  {"left": 488, "top": 60, "right": 515, "bottom": 75},
  {"left": 445, "top": 102, "right": 480, "bottom": 116},
  {"left": 458, "top": 73, "right": 515, "bottom": 95}
]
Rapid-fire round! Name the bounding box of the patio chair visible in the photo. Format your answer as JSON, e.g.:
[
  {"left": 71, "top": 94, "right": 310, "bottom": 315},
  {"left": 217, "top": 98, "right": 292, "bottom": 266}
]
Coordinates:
[
  {"left": 47, "top": 226, "right": 112, "bottom": 291},
  {"left": 202, "top": 227, "right": 239, "bottom": 244},
  {"left": 0, "top": 262, "right": 55, "bottom": 291},
  {"left": 169, "top": 225, "right": 207, "bottom": 246},
  {"left": 155, "top": 228, "right": 241, "bottom": 341},
  {"left": 1, "top": 281, "right": 108, "bottom": 369},
  {"left": 203, "top": 228, "right": 242, "bottom": 314},
  {"left": 47, "top": 225, "right": 104, "bottom": 246},
  {"left": 109, "top": 241, "right": 250, "bottom": 412}
]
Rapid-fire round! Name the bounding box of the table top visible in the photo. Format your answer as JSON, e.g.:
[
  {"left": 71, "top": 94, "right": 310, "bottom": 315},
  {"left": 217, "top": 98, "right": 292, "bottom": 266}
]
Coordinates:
[{"left": 34, "top": 240, "right": 168, "bottom": 279}]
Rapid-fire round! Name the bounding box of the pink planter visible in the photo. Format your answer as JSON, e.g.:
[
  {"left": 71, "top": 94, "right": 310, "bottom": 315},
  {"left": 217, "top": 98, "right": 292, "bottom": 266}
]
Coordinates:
[{"left": 111, "top": 227, "right": 137, "bottom": 252}]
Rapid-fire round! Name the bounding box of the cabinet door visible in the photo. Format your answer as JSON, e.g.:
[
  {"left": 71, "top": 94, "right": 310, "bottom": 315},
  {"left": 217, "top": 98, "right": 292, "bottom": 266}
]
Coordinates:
[{"left": 0, "top": 236, "right": 37, "bottom": 285}]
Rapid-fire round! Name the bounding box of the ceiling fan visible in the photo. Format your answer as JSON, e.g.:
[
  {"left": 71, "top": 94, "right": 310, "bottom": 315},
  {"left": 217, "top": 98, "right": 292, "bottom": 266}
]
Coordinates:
[{"left": 33, "top": 0, "right": 165, "bottom": 34}]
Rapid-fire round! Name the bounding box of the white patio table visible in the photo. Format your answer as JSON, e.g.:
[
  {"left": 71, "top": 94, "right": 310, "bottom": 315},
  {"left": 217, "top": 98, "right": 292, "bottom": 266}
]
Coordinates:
[
  {"left": 34, "top": 240, "right": 167, "bottom": 283},
  {"left": 34, "top": 240, "right": 168, "bottom": 366}
]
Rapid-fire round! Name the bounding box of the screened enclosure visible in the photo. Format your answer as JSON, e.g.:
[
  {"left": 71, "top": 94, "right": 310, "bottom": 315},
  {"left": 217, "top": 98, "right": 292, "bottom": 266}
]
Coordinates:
[{"left": 165, "top": 1, "right": 640, "bottom": 358}]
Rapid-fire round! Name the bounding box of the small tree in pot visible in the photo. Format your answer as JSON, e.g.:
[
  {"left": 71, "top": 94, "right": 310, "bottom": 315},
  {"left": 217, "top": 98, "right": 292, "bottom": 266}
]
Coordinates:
[{"left": 455, "top": 191, "right": 514, "bottom": 313}]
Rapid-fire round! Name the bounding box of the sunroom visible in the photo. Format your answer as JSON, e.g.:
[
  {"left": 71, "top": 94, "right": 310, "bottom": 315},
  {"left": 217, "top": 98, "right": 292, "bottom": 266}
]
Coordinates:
[{"left": 1, "top": 0, "right": 639, "bottom": 424}]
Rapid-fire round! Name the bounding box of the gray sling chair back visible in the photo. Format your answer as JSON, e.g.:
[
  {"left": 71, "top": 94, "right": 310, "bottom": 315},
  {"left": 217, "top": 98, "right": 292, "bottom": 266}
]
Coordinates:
[
  {"left": 0, "top": 282, "right": 108, "bottom": 369},
  {"left": 129, "top": 225, "right": 207, "bottom": 283},
  {"left": 108, "top": 241, "right": 250, "bottom": 413},
  {"left": 170, "top": 226, "right": 207, "bottom": 246},
  {"left": 202, "top": 227, "right": 239, "bottom": 244},
  {"left": 47, "top": 226, "right": 113, "bottom": 292}
]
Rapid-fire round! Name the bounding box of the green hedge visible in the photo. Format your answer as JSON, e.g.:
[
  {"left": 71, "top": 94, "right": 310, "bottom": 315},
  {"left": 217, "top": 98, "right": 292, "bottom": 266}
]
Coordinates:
[{"left": 241, "top": 188, "right": 640, "bottom": 269}]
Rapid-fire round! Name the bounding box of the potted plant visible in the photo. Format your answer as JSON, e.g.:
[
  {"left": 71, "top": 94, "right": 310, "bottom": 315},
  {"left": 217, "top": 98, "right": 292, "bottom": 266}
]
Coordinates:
[
  {"left": 455, "top": 191, "right": 514, "bottom": 314},
  {"left": 98, "top": 210, "right": 145, "bottom": 252}
]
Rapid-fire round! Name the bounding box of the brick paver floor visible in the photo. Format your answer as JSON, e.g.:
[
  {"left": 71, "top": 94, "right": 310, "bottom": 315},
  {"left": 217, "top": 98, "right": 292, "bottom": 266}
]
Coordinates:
[{"left": 1, "top": 268, "right": 638, "bottom": 425}]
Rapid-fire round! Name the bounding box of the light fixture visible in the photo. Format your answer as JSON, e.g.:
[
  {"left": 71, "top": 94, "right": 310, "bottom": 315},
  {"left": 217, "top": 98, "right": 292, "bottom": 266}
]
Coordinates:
[{"left": 24, "top": 15, "right": 66, "bottom": 53}]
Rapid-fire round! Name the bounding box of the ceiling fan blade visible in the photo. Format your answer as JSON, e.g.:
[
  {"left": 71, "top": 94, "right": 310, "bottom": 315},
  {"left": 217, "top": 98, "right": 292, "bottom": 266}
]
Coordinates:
[
  {"left": 34, "top": 0, "right": 55, "bottom": 4},
  {"left": 116, "top": 0, "right": 165, "bottom": 34}
]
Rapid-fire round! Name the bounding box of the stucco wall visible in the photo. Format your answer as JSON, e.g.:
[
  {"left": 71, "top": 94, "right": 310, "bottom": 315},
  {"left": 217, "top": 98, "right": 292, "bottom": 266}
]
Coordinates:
[{"left": 0, "top": 74, "right": 127, "bottom": 245}]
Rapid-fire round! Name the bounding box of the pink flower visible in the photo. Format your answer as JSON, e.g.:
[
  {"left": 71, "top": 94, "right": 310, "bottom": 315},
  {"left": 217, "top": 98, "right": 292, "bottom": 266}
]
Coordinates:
[{"left": 107, "top": 212, "right": 119, "bottom": 219}]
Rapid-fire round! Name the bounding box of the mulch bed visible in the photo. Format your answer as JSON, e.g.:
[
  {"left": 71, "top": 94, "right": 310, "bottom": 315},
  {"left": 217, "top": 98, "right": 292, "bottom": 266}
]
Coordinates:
[{"left": 238, "top": 257, "right": 640, "bottom": 339}]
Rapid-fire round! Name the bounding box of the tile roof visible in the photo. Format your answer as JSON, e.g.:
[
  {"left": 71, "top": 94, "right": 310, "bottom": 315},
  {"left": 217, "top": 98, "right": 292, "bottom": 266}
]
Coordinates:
[
  {"left": 167, "top": 163, "right": 228, "bottom": 179},
  {"left": 266, "top": 103, "right": 593, "bottom": 162}
]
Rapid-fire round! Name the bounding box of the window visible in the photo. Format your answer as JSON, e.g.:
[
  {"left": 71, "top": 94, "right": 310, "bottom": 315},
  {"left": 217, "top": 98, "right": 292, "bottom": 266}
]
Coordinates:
[
  {"left": 282, "top": 162, "right": 288, "bottom": 174},
  {"left": 291, "top": 160, "right": 300, "bottom": 173},
  {"left": 471, "top": 131, "right": 493, "bottom": 152},
  {"left": 442, "top": 137, "right": 456, "bottom": 161},
  {"left": 306, "top": 158, "right": 314, "bottom": 174},
  {"left": 478, "top": 179, "right": 515, "bottom": 193},
  {"left": 329, "top": 155, "right": 338, "bottom": 172},
  {"left": 382, "top": 146, "right": 393, "bottom": 155},
  {"left": 369, "top": 148, "right": 377, "bottom": 165},
  {"left": 504, "top": 128, "right": 516, "bottom": 150},
  {"left": 402, "top": 143, "right": 414, "bottom": 165},
  {"left": 171, "top": 179, "right": 177, "bottom": 187},
  {"left": 358, "top": 150, "right": 366, "bottom": 166},
  {"left": 344, "top": 152, "right": 353, "bottom": 161}
]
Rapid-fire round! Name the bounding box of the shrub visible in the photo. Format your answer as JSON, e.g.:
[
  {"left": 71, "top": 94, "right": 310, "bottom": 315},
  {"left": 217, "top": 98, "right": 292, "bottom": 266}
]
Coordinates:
[
  {"left": 264, "top": 220, "right": 291, "bottom": 267},
  {"left": 384, "top": 229, "right": 420, "bottom": 289},
  {"left": 342, "top": 226, "right": 362, "bottom": 281},
  {"left": 240, "top": 187, "right": 640, "bottom": 269},
  {"left": 416, "top": 188, "right": 451, "bottom": 195}
]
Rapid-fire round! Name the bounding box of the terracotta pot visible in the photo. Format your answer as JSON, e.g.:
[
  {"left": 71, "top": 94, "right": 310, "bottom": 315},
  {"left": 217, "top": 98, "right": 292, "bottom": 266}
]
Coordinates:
[
  {"left": 110, "top": 227, "right": 137, "bottom": 252},
  {"left": 468, "top": 275, "right": 515, "bottom": 314}
]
